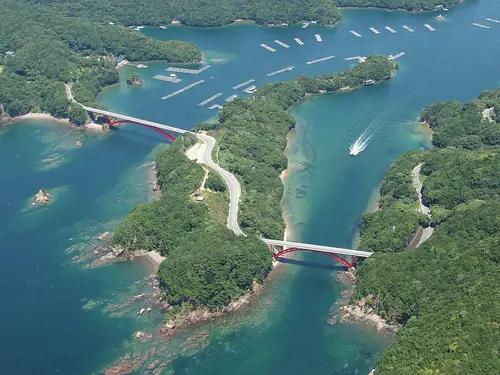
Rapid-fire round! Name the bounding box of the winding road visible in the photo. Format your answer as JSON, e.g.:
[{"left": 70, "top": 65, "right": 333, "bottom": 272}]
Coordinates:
[
  {"left": 189, "top": 133, "right": 244, "bottom": 236},
  {"left": 412, "top": 163, "right": 434, "bottom": 246},
  {"left": 67, "top": 82, "right": 244, "bottom": 236},
  {"left": 412, "top": 163, "right": 431, "bottom": 216}
]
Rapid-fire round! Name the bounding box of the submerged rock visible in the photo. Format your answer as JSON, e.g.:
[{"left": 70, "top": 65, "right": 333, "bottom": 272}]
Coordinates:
[
  {"left": 98, "top": 231, "right": 110, "bottom": 241},
  {"left": 33, "top": 189, "right": 51, "bottom": 205},
  {"left": 134, "top": 331, "right": 145, "bottom": 339},
  {"left": 327, "top": 315, "right": 338, "bottom": 325},
  {"left": 105, "top": 354, "right": 147, "bottom": 375}
]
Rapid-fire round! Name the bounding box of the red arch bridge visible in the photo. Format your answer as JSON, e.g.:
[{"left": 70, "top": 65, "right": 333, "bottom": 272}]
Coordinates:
[
  {"left": 105, "top": 119, "right": 177, "bottom": 141},
  {"left": 261, "top": 238, "right": 373, "bottom": 269},
  {"left": 83, "top": 106, "right": 191, "bottom": 141}
]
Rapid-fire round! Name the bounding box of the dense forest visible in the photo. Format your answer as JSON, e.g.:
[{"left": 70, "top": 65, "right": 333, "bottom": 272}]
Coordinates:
[
  {"left": 113, "top": 135, "right": 272, "bottom": 309},
  {"left": 421, "top": 89, "right": 500, "bottom": 148},
  {"left": 30, "top": 0, "right": 342, "bottom": 27},
  {"left": 0, "top": 0, "right": 200, "bottom": 120},
  {"left": 354, "top": 89, "right": 500, "bottom": 374},
  {"left": 336, "top": 0, "right": 463, "bottom": 11},
  {"left": 113, "top": 55, "right": 396, "bottom": 311},
  {"left": 26, "top": 0, "right": 467, "bottom": 27}
]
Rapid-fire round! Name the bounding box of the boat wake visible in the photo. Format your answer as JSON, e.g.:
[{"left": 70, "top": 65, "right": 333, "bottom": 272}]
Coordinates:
[
  {"left": 349, "top": 111, "right": 386, "bottom": 156},
  {"left": 349, "top": 137, "right": 370, "bottom": 156}
]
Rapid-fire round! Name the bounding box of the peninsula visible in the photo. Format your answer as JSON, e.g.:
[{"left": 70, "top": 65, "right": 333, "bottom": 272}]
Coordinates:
[
  {"left": 113, "top": 55, "right": 396, "bottom": 320},
  {"left": 352, "top": 88, "right": 500, "bottom": 374},
  {"left": 0, "top": 0, "right": 201, "bottom": 123},
  {"left": 23, "top": 0, "right": 467, "bottom": 29},
  {"left": 337, "top": 0, "right": 464, "bottom": 12}
]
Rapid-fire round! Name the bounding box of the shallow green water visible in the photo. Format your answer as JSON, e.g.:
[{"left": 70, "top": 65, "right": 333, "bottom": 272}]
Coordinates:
[{"left": 2, "top": 1, "right": 500, "bottom": 374}]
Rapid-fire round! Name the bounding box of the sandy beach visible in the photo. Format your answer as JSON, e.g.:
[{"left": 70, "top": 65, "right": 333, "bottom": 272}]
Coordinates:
[
  {"left": 85, "top": 122, "right": 105, "bottom": 132},
  {"left": 13, "top": 112, "right": 71, "bottom": 124},
  {"left": 5, "top": 112, "right": 105, "bottom": 134},
  {"left": 146, "top": 251, "right": 166, "bottom": 269},
  {"left": 136, "top": 251, "right": 166, "bottom": 274}
]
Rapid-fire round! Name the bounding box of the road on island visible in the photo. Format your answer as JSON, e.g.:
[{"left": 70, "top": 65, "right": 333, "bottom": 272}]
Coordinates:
[
  {"left": 66, "top": 83, "right": 243, "bottom": 236},
  {"left": 192, "top": 133, "right": 245, "bottom": 236},
  {"left": 412, "top": 163, "right": 434, "bottom": 246},
  {"left": 412, "top": 163, "right": 430, "bottom": 216}
]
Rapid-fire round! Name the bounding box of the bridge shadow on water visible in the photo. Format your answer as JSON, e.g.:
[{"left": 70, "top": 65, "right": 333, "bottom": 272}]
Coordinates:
[
  {"left": 276, "top": 257, "right": 347, "bottom": 272},
  {"left": 110, "top": 127, "right": 172, "bottom": 144}
]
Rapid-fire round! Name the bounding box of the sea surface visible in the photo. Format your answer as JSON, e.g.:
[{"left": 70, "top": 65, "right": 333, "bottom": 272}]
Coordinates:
[{"left": 1, "top": 0, "right": 500, "bottom": 373}]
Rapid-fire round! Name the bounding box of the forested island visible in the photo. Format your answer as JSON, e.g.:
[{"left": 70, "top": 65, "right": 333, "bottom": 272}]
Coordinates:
[
  {"left": 354, "top": 89, "right": 500, "bottom": 374},
  {"left": 126, "top": 73, "right": 144, "bottom": 86},
  {"left": 113, "top": 55, "right": 396, "bottom": 319},
  {"left": 0, "top": 0, "right": 200, "bottom": 121}
]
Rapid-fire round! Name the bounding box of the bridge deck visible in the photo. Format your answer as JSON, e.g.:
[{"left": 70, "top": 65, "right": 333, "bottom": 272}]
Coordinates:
[
  {"left": 84, "top": 106, "right": 191, "bottom": 135},
  {"left": 261, "top": 238, "right": 373, "bottom": 258}
]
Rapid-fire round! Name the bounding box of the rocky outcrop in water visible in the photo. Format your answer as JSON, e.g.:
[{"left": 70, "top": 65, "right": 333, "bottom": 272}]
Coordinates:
[
  {"left": 104, "top": 354, "right": 147, "bottom": 375},
  {"left": 340, "top": 295, "right": 399, "bottom": 334},
  {"left": 33, "top": 189, "right": 51, "bottom": 205}
]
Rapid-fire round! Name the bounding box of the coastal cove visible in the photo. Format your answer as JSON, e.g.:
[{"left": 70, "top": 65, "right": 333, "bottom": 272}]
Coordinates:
[{"left": 1, "top": 1, "right": 500, "bottom": 374}]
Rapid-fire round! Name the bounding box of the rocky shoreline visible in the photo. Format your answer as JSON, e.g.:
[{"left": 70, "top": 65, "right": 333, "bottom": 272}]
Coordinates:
[
  {"left": 330, "top": 269, "right": 399, "bottom": 334},
  {"left": 339, "top": 295, "right": 399, "bottom": 334},
  {"left": 159, "top": 281, "right": 264, "bottom": 334}
]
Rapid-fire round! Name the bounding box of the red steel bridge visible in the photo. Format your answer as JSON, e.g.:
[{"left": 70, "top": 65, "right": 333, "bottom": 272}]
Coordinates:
[
  {"left": 261, "top": 238, "right": 373, "bottom": 269},
  {"left": 83, "top": 106, "right": 191, "bottom": 141}
]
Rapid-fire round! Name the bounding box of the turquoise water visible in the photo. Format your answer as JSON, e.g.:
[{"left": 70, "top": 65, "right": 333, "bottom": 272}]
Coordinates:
[{"left": 2, "top": 1, "right": 500, "bottom": 373}]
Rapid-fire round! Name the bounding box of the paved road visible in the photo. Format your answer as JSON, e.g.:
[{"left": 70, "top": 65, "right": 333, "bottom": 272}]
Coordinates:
[
  {"left": 68, "top": 83, "right": 242, "bottom": 235},
  {"left": 196, "top": 133, "right": 244, "bottom": 236},
  {"left": 412, "top": 163, "right": 431, "bottom": 215},
  {"left": 412, "top": 163, "right": 434, "bottom": 246}
]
